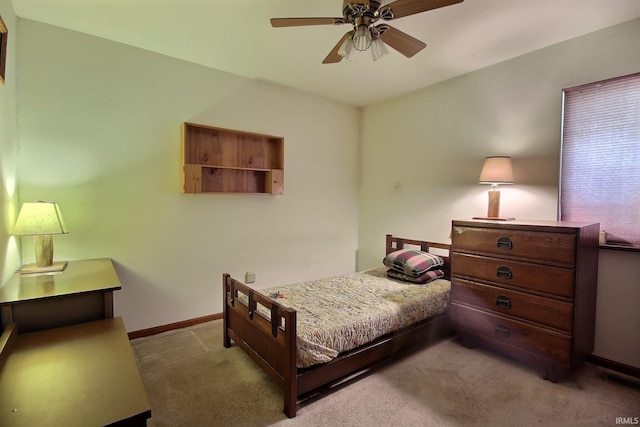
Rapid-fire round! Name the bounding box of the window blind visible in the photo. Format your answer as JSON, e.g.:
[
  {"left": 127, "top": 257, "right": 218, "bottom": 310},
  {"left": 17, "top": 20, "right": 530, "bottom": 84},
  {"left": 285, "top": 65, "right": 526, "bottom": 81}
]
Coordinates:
[{"left": 560, "top": 72, "right": 640, "bottom": 247}]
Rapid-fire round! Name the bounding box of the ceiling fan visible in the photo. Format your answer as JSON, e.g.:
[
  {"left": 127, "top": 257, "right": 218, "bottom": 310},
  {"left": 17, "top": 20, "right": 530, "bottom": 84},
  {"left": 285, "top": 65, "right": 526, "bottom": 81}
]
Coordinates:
[{"left": 271, "top": 0, "right": 464, "bottom": 64}]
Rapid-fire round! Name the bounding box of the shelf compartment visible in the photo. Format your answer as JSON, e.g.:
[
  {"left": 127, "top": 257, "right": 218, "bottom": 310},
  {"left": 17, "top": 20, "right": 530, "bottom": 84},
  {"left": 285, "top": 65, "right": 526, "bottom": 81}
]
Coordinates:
[
  {"left": 184, "top": 165, "right": 284, "bottom": 195},
  {"left": 182, "top": 123, "right": 284, "bottom": 195}
]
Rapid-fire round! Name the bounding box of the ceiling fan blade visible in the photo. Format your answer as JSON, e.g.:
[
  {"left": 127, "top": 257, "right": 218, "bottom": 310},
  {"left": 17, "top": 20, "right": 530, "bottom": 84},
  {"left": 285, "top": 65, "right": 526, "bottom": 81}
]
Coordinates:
[
  {"left": 379, "top": 25, "right": 426, "bottom": 58},
  {"left": 322, "top": 34, "right": 349, "bottom": 64},
  {"left": 386, "top": 0, "right": 463, "bottom": 19},
  {"left": 271, "top": 17, "right": 343, "bottom": 27}
]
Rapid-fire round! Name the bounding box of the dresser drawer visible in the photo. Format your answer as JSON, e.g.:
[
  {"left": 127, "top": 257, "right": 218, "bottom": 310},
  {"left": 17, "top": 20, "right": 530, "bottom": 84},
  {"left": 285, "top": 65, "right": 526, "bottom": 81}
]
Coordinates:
[
  {"left": 452, "top": 226, "right": 576, "bottom": 267},
  {"left": 451, "top": 253, "right": 575, "bottom": 298},
  {"left": 451, "top": 278, "right": 574, "bottom": 332},
  {"left": 450, "top": 304, "right": 571, "bottom": 363}
]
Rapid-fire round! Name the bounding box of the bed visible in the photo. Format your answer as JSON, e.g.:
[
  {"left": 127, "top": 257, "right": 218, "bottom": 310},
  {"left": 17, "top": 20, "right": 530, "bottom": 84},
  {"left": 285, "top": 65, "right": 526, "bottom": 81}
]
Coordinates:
[{"left": 222, "top": 234, "right": 453, "bottom": 417}]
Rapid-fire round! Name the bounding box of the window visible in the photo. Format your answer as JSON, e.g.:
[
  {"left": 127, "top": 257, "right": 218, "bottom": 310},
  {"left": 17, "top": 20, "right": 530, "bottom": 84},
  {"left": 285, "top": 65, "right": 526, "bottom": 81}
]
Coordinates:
[{"left": 560, "top": 72, "right": 640, "bottom": 248}]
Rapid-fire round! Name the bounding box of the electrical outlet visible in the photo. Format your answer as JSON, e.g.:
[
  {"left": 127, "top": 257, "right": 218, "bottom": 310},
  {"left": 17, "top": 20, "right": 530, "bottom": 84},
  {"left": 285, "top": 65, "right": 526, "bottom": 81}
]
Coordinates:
[{"left": 245, "top": 271, "right": 256, "bottom": 283}]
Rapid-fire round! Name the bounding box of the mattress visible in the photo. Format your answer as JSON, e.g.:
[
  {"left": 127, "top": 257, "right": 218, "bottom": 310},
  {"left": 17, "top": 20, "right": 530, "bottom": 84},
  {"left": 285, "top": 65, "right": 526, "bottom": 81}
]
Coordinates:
[{"left": 257, "top": 267, "right": 450, "bottom": 368}]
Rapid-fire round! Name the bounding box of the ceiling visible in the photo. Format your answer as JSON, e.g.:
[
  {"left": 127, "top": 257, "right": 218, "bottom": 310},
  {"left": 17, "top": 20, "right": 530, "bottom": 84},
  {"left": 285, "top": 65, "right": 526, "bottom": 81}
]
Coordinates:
[{"left": 11, "top": 0, "right": 640, "bottom": 106}]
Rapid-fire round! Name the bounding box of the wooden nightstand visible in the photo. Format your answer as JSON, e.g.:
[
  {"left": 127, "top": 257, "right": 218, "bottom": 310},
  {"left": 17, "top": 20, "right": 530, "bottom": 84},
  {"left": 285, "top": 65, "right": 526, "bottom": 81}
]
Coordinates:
[
  {"left": 0, "top": 258, "right": 121, "bottom": 333},
  {"left": 450, "top": 219, "right": 599, "bottom": 381}
]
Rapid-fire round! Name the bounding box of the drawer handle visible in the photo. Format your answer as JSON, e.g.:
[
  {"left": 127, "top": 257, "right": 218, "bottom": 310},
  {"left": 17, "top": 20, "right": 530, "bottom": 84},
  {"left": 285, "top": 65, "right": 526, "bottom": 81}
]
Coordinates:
[
  {"left": 496, "top": 266, "right": 513, "bottom": 280},
  {"left": 496, "top": 295, "right": 512, "bottom": 309},
  {"left": 497, "top": 237, "right": 513, "bottom": 250},
  {"left": 495, "top": 324, "right": 510, "bottom": 337}
]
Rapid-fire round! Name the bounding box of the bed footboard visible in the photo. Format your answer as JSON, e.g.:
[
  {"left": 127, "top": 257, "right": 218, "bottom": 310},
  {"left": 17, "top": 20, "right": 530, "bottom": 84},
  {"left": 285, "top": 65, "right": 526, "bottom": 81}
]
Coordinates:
[{"left": 222, "top": 274, "right": 298, "bottom": 416}]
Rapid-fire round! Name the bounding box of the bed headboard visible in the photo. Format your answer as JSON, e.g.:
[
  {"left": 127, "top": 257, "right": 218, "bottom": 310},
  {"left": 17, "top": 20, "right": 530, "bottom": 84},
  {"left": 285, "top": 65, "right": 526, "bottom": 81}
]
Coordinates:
[{"left": 385, "top": 234, "right": 451, "bottom": 280}]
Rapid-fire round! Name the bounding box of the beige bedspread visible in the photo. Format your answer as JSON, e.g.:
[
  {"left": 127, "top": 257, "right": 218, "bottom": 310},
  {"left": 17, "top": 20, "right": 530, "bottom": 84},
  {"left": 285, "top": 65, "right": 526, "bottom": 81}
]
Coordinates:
[{"left": 258, "top": 267, "right": 450, "bottom": 368}]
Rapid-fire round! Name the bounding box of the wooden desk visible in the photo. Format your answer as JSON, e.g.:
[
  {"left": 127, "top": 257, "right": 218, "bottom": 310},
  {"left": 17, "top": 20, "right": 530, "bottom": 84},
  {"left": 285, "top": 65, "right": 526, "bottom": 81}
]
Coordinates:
[
  {"left": 0, "top": 259, "right": 121, "bottom": 333},
  {"left": 0, "top": 317, "right": 151, "bottom": 426}
]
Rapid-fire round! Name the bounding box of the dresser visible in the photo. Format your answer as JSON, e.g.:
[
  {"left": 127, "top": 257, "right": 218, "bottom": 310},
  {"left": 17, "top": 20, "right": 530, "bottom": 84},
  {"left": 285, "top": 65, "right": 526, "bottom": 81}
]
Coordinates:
[
  {"left": 0, "top": 258, "right": 121, "bottom": 333},
  {"left": 450, "top": 219, "right": 599, "bottom": 382},
  {"left": 0, "top": 259, "right": 152, "bottom": 426}
]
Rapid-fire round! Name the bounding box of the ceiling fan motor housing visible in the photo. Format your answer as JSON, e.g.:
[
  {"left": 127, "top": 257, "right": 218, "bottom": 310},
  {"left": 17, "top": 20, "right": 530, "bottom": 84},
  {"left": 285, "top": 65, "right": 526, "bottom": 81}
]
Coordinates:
[{"left": 342, "top": 1, "right": 386, "bottom": 23}]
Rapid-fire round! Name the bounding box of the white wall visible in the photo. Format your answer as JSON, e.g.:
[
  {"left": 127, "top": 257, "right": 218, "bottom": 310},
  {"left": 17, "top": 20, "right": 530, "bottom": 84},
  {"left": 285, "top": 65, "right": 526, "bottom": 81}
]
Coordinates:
[
  {"left": 595, "top": 250, "right": 640, "bottom": 368},
  {"left": 0, "top": 0, "right": 21, "bottom": 284},
  {"left": 359, "top": 18, "right": 640, "bottom": 368},
  {"left": 15, "top": 20, "right": 360, "bottom": 332},
  {"left": 359, "top": 18, "right": 640, "bottom": 267}
]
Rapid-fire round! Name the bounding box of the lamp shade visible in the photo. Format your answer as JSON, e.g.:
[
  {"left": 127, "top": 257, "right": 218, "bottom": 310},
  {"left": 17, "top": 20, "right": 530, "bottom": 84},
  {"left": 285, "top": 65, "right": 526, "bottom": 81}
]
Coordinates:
[
  {"left": 478, "top": 156, "right": 514, "bottom": 184},
  {"left": 370, "top": 37, "right": 389, "bottom": 61},
  {"left": 338, "top": 34, "right": 355, "bottom": 60},
  {"left": 353, "top": 23, "right": 372, "bottom": 51},
  {"left": 13, "top": 201, "right": 68, "bottom": 236}
]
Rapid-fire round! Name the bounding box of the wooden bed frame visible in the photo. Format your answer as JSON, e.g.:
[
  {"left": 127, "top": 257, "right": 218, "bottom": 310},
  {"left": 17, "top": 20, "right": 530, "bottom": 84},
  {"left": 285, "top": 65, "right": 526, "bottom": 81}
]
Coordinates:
[{"left": 222, "top": 234, "right": 453, "bottom": 418}]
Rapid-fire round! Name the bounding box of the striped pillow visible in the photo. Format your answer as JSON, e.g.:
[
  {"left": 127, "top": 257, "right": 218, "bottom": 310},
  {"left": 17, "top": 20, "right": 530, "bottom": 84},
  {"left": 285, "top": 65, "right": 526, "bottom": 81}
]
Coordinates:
[
  {"left": 383, "top": 249, "right": 444, "bottom": 277},
  {"left": 386, "top": 268, "right": 445, "bottom": 284}
]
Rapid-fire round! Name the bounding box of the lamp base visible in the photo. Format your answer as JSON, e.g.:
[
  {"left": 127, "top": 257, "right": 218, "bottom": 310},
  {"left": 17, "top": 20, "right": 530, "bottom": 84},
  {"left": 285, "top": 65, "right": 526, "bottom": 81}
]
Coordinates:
[
  {"left": 472, "top": 216, "right": 516, "bottom": 221},
  {"left": 20, "top": 261, "right": 68, "bottom": 275}
]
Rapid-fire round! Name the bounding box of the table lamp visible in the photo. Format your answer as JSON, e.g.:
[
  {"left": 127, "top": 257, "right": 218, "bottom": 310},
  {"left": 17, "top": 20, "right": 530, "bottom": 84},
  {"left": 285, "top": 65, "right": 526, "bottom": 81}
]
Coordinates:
[
  {"left": 473, "top": 156, "right": 515, "bottom": 221},
  {"left": 13, "top": 201, "right": 69, "bottom": 274}
]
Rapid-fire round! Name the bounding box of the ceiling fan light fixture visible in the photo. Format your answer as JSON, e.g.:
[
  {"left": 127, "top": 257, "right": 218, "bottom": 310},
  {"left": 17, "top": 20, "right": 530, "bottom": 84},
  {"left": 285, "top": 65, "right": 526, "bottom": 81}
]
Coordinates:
[
  {"left": 353, "top": 24, "right": 372, "bottom": 51},
  {"left": 370, "top": 37, "right": 388, "bottom": 61},
  {"left": 271, "top": 0, "right": 466, "bottom": 64},
  {"left": 338, "top": 36, "right": 355, "bottom": 61}
]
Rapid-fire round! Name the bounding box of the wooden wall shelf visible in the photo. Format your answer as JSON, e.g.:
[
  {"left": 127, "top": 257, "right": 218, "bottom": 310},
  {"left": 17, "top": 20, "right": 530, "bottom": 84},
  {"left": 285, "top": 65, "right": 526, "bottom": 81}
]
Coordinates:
[{"left": 181, "top": 123, "right": 284, "bottom": 195}]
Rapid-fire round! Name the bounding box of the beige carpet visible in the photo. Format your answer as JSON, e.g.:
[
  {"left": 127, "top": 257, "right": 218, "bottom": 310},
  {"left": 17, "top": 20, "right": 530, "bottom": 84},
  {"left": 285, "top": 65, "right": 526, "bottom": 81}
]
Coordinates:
[{"left": 131, "top": 320, "right": 639, "bottom": 427}]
